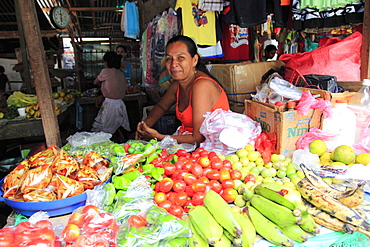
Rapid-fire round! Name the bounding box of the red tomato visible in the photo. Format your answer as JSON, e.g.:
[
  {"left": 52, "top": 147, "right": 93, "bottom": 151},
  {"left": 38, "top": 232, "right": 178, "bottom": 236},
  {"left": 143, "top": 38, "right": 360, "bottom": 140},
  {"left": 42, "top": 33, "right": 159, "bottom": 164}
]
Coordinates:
[
  {"left": 175, "top": 191, "right": 188, "bottom": 206},
  {"left": 169, "top": 205, "right": 184, "bottom": 218},
  {"left": 176, "top": 149, "right": 188, "bottom": 157},
  {"left": 24, "top": 238, "right": 54, "bottom": 247},
  {"left": 183, "top": 200, "right": 194, "bottom": 213},
  {"left": 219, "top": 168, "right": 231, "bottom": 182},
  {"left": 221, "top": 179, "right": 235, "bottom": 189},
  {"left": 222, "top": 160, "right": 232, "bottom": 170},
  {"left": 14, "top": 221, "right": 34, "bottom": 234},
  {"left": 208, "top": 151, "right": 218, "bottom": 159},
  {"left": 185, "top": 185, "right": 195, "bottom": 197},
  {"left": 208, "top": 180, "right": 223, "bottom": 193},
  {"left": 159, "top": 178, "right": 173, "bottom": 193},
  {"left": 158, "top": 200, "right": 173, "bottom": 212},
  {"left": 172, "top": 180, "right": 187, "bottom": 192},
  {"left": 35, "top": 228, "right": 55, "bottom": 243},
  {"left": 189, "top": 156, "right": 198, "bottom": 163},
  {"left": 244, "top": 174, "right": 257, "bottom": 183},
  {"left": 62, "top": 224, "right": 81, "bottom": 243},
  {"left": 191, "top": 192, "right": 205, "bottom": 206},
  {"left": 221, "top": 188, "right": 238, "bottom": 203},
  {"left": 182, "top": 162, "right": 193, "bottom": 172},
  {"left": 68, "top": 212, "right": 84, "bottom": 228},
  {"left": 174, "top": 161, "right": 184, "bottom": 170},
  {"left": 163, "top": 163, "right": 176, "bottom": 176},
  {"left": 230, "top": 170, "right": 243, "bottom": 180},
  {"left": 0, "top": 228, "right": 14, "bottom": 247},
  {"left": 154, "top": 182, "right": 161, "bottom": 192},
  {"left": 198, "top": 176, "right": 210, "bottom": 184},
  {"left": 198, "top": 157, "right": 211, "bottom": 168},
  {"left": 195, "top": 147, "right": 205, "bottom": 153},
  {"left": 174, "top": 170, "right": 188, "bottom": 180},
  {"left": 184, "top": 173, "right": 197, "bottom": 185},
  {"left": 192, "top": 180, "right": 206, "bottom": 192},
  {"left": 191, "top": 164, "right": 203, "bottom": 178},
  {"left": 200, "top": 150, "right": 209, "bottom": 157},
  {"left": 34, "top": 220, "right": 53, "bottom": 230},
  {"left": 81, "top": 205, "right": 100, "bottom": 223},
  {"left": 202, "top": 167, "right": 212, "bottom": 177},
  {"left": 177, "top": 156, "right": 188, "bottom": 162},
  {"left": 154, "top": 192, "right": 167, "bottom": 204},
  {"left": 128, "top": 215, "right": 147, "bottom": 228},
  {"left": 211, "top": 157, "right": 224, "bottom": 170},
  {"left": 206, "top": 169, "right": 220, "bottom": 180},
  {"left": 167, "top": 191, "right": 178, "bottom": 204},
  {"left": 191, "top": 152, "right": 200, "bottom": 159}
]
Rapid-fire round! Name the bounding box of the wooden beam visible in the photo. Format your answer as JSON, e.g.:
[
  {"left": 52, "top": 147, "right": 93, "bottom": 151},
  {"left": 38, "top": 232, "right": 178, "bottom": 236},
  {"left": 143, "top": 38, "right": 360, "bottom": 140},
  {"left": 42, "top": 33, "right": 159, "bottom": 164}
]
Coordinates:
[
  {"left": 90, "top": 0, "right": 97, "bottom": 29},
  {"left": 361, "top": 0, "right": 370, "bottom": 80},
  {"left": 0, "top": 30, "right": 59, "bottom": 39},
  {"left": 17, "top": 0, "right": 61, "bottom": 147}
]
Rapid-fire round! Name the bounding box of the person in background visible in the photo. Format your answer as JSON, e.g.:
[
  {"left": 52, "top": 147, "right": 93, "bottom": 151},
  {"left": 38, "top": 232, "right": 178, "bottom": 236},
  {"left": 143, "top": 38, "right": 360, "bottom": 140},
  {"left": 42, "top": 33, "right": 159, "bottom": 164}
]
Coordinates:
[
  {"left": 263, "top": 44, "right": 278, "bottom": 61},
  {"left": 116, "top": 45, "right": 135, "bottom": 85},
  {"left": 91, "top": 52, "right": 130, "bottom": 141},
  {"left": 136, "top": 35, "right": 230, "bottom": 146},
  {"left": 0, "top": 66, "right": 11, "bottom": 92}
]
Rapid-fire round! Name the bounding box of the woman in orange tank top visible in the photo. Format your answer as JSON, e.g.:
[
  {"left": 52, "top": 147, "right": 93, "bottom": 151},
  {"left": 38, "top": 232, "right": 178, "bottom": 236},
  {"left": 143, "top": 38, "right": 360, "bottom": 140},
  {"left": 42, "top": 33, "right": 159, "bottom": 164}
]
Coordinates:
[{"left": 136, "top": 35, "right": 229, "bottom": 146}]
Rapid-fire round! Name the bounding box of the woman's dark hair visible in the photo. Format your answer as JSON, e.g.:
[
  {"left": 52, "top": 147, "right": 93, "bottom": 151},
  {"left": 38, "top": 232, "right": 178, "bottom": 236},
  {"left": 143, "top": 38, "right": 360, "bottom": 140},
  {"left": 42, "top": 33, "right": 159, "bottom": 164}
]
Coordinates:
[
  {"left": 116, "top": 45, "right": 127, "bottom": 53},
  {"left": 0, "top": 66, "right": 4, "bottom": 73},
  {"left": 103, "top": 52, "right": 121, "bottom": 69},
  {"left": 165, "top": 35, "right": 221, "bottom": 85}
]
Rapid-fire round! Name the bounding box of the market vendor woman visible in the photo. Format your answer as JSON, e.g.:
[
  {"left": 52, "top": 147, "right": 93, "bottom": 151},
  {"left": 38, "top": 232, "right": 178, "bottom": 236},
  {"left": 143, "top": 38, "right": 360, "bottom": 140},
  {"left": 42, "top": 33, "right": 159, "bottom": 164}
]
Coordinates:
[{"left": 136, "top": 35, "right": 230, "bottom": 145}]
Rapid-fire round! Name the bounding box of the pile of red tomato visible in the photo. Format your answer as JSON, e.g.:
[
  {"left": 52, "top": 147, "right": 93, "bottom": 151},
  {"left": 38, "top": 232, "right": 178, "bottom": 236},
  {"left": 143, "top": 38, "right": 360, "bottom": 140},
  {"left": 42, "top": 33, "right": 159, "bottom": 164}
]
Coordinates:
[{"left": 153, "top": 148, "right": 242, "bottom": 218}]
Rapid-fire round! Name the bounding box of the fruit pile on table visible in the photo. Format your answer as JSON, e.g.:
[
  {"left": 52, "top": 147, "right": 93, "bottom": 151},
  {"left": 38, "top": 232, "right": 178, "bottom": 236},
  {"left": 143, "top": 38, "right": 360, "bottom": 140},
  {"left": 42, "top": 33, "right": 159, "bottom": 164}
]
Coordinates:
[{"left": 0, "top": 136, "right": 369, "bottom": 247}]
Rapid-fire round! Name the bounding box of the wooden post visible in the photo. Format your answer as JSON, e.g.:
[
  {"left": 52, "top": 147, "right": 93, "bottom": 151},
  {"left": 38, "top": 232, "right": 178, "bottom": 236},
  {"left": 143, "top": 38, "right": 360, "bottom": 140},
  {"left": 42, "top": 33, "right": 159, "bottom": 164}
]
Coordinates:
[
  {"left": 16, "top": 0, "right": 62, "bottom": 147},
  {"left": 361, "top": 0, "right": 370, "bottom": 80}
]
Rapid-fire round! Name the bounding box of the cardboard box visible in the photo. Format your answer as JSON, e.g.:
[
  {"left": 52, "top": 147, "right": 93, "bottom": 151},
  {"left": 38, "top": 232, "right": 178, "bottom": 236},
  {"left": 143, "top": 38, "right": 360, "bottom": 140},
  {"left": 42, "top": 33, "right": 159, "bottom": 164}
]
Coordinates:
[
  {"left": 209, "top": 61, "right": 285, "bottom": 113},
  {"left": 245, "top": 100, "right": 323, "bottom": 157}
]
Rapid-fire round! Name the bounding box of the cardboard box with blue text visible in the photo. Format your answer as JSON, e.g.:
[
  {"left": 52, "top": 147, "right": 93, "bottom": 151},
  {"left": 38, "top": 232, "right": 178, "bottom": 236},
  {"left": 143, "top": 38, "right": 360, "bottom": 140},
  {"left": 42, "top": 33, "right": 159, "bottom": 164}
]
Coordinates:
[{"left": 245, "top": 100, "right": 323, "bottom": 157}]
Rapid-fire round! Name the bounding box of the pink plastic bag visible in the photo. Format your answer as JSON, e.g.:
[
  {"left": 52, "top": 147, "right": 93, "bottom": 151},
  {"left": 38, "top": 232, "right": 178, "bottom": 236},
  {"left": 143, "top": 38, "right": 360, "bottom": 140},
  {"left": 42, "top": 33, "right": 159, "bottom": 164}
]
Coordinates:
[
  {"left": 296, "top": 127, "right": 336, "bottom": 150},
  {"left": 280, "top": 32, "right": 362, "bottom": 82},
  {"left": 296, "top": 90, "right": 332, "bottom": 118}
]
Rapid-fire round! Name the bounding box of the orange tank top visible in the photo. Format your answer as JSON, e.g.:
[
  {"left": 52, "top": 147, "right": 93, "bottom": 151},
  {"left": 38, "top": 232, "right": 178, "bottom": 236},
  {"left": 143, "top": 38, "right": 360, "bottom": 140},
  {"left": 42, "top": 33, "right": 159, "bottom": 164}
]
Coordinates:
[{"left": 176, "top": 76, "right": 230, "bottom": 134}]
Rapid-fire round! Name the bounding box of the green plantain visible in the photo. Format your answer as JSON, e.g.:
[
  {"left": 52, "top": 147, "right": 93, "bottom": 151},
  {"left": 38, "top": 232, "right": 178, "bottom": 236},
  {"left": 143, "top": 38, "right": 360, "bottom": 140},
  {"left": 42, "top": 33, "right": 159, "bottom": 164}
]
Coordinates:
[
  {"left": 281, "top": 224, "right": 310, "bottom": 243},
  {"left": 185, "top": 217, "right": 208, "bottom": 247},
  {"left": 213, "top": 233, "right": 232, "bottom": 247},
  {"left": 242, "top": 205, "right": 294, "bottom": 247},
  {"left": 230, "top": 210, "right": 256, "bottom": 247},
  {"left": 299, "top": 211, "right": 320, "bottom": 235},
  {"left": 250, "top": 194, "right": 302, "bottom": 227}
]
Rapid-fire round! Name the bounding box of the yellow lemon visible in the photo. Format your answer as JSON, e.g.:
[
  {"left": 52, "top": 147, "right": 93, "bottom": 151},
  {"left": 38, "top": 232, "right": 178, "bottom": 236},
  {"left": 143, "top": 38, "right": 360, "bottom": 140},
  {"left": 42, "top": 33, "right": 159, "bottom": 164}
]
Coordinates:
[
  {"left": 355, "top": 153, "right": 370, "bottom": 166},
  {"left": 247, "top": 151, "right": 262, "bottom": 162},
  {"left": 309, "top": 139, "right": 327, "bottom": 156}
]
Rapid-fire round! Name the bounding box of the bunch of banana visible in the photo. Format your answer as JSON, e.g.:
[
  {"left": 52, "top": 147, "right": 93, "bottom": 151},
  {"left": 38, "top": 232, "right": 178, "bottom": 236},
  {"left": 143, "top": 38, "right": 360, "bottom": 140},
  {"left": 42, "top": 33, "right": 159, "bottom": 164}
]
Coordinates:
[
  {"left": 187, "top": 190, "right": 256, "bottom": 247},
  {"left": 240, "top": 182, "right": 320, "bottom": 245},
  {"left": 25, "top": 103, "right": 61, "bottom": 118},
  {"left": 296, "top": 163, "right": 370, "bottom": 237}
]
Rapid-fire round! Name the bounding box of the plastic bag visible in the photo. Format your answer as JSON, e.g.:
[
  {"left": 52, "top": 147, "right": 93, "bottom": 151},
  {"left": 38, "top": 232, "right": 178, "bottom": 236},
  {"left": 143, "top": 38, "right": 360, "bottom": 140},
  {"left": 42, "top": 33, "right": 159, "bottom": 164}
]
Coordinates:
[
  {"left": 292, "top": 147, "right": 321, "bottom": 171},
  {"left": 294, "top": 73, "right": 345, "bottom": 93},
  {"left": 63, "top": 132, "right": 113, "bottom": 157},
  {"left": 200, "top": 109, "right": 262, "bottom": 156},
  {"left": 255, "top": 133, "right": 277, "bottom": 164},
  {"left": 296, "top": 127, "right": 337, "bottom": 150},
  {"left": 280, "top": 32, "right": 362, "bottom": 82},
  {"left": 296, "top": 90, "right": 333, "bottom": 118},
  {"left": 159, "top": 135, "right": 197, "bottom": 154}
]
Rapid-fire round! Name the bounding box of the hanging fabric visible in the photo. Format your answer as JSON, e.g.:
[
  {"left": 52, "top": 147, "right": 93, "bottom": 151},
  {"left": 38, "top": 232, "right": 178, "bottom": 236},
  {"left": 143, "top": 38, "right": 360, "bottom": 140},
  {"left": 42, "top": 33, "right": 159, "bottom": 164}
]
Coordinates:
[{"left": 124, "top": 1, "right": 140, "bottom": 39}]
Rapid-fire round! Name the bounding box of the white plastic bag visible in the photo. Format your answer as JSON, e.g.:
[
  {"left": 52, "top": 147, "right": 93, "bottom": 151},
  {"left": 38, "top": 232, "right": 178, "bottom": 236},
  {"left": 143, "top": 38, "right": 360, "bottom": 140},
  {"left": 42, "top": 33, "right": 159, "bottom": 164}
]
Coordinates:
[{"left": 199, "top": 109, "right": 262, "bottom": 156}]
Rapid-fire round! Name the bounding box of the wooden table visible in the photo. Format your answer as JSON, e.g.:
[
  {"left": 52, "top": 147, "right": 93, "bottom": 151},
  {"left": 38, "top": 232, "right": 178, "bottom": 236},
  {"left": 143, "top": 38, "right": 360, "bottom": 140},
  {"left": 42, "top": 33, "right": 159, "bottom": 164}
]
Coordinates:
[
  {"left": 78, "top": 92, "right": 147, "bottom": 132},
  {"left": 0, "top": 102, "right": 76, "bottom": 141}
]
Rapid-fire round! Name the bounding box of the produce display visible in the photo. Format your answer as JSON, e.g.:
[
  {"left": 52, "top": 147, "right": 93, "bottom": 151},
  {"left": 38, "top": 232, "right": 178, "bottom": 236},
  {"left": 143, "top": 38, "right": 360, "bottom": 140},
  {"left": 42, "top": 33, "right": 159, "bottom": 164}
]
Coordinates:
[{"left": 0, "top": 136, "right": 370, "bottom": 247}]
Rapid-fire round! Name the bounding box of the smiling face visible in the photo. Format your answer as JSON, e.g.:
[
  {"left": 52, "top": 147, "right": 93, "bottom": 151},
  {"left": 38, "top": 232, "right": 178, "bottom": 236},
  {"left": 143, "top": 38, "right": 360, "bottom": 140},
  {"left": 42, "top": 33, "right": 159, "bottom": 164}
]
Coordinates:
[{"left": 165, "top": 41, "right": 198, "bottom": 82}]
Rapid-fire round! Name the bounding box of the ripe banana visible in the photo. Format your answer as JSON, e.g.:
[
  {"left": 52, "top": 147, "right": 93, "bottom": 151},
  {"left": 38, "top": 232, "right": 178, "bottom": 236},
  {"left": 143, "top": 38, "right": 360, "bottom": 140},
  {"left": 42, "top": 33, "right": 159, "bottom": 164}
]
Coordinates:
[
  {"left": 250, "top": 194, "right": 302, "bottom": 227},
  {"left": 203, "top": 190, "right": 242, "bottom": 237},
  {"left": 299, "top": 211, "right": 320, "bottom": 235},
  {"left": 188, "top": 205, "right": 223, "bottom": 245},
  {"left": 297, "top": 178, "right": 370, "bottom": 230},
  {"left": 299, "top": 163, "right": 357, "bottom": 200},
  {"left": 338, "top": 181, "right": 365, "bottom": 208},
  {"left": 254, "top": 182, "right": 306, "bottom": 211},
  {"left": 185, "top": 217, "right": 208, "bottom": 247},
  {"left": 230, "top": 210, "right": 256, "bottom": 247},
  {"left": 213, "top": 233, "right": 232, "bottom": 247},
  {"left": 242, "top": 205, "right": 294, "bottom": 247},
  {"left": 281, "top": 224, "right": 310, "bottom": 243}
]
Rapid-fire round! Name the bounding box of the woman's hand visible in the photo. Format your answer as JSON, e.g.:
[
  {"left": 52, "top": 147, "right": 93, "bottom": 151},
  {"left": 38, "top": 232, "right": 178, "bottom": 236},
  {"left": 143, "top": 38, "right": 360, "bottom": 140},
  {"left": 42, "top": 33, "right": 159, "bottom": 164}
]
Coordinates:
[
  {"left": 95, "top": 95, "right": 104, "bottom": 108},
  {"left": 136, "top": 121, "right": 162, "bottom": 141}
]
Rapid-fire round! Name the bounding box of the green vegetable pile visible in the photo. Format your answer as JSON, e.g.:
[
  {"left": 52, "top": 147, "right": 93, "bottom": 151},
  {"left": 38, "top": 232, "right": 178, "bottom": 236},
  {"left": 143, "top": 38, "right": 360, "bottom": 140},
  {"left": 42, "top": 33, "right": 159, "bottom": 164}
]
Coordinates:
[{"left": 3, "top": 105, "right": 19, "bottom": 119}]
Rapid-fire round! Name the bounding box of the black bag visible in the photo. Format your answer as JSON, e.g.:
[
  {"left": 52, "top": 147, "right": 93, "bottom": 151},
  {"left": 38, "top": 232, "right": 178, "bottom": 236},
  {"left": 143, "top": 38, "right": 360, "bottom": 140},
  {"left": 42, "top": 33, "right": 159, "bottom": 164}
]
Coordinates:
[{"left": 296, "top": 74, "right": 345, "bottom": 93}]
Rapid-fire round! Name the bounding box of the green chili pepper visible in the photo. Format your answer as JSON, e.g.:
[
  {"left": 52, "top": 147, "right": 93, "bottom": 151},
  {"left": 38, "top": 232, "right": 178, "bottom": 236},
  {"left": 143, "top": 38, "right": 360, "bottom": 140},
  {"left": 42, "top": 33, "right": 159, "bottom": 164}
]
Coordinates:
[
  {"left": 122, "top": 170, "right": 141, "bottom": 181},
  {"left": 154, "top": 149, "right": 162, "bottom": 156},
  {"left": 142, "top": 164, "right": 154, "bottom": 174},
  {"left": 146, "top": 154, "right": 158, "bottom": 164},
  {"left": 115, "top": 189, "right": 127, "bottom": 199},
  {"left": 169, "top": 154, "right": 178, "bottom": 164},
  {"left": 112, "top": 175, "right": 132, "bottom": 190},
  {"left": 149, "top": 139, "right": 158, "bottom": 143},
  {"left": 151, "top": 167, "right": 165, "bottom": 181},
  {"left": 142, "top": 143, "right": 156, "bottom": 156}
]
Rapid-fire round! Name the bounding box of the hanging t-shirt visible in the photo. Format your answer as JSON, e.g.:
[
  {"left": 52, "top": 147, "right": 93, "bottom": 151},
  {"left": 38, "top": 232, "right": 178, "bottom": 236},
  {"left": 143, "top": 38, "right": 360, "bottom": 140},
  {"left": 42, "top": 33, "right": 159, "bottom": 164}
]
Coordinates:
[
  {"left": 220, "top": 23, "right": 250, "bottom": 62},
  {"left": 175, "top": 0, "right": 217, "bottom": 46}
]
